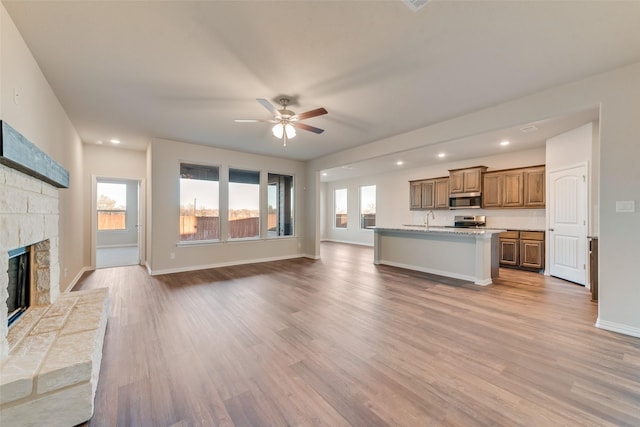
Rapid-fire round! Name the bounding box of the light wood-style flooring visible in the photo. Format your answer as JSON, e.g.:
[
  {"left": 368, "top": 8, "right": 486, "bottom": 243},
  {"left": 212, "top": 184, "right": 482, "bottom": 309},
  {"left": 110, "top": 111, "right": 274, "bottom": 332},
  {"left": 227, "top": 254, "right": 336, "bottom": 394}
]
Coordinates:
[{"left": 74, "top": 242, "right": 640, "bottom": 426}]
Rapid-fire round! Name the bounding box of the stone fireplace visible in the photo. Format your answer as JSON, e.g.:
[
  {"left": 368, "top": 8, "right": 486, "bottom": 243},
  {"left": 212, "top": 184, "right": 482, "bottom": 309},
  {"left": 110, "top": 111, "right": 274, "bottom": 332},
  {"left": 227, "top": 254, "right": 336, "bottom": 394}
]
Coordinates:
[
  {"left": 0, "top": 163, "right": 61, "bottom": 360},
  {"left": 1, "top": 121, "right": 109, "bottom": 426}
]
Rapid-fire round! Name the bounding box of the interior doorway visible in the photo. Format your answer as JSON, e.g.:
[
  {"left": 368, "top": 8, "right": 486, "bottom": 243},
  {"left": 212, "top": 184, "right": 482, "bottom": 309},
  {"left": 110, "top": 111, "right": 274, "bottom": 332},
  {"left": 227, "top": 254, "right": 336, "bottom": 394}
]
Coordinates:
[{"left": 94, "top": 177, "right": 142, "bottom": 269}]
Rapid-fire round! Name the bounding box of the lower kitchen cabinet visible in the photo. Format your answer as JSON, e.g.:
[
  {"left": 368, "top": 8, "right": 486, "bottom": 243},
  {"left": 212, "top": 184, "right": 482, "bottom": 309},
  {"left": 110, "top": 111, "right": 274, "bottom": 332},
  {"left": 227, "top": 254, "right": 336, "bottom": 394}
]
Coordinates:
[
  {"left": 499, "top": 230, "right": 545, "bottom": 271},
  {"left": 520, "top": 231, "right": 544, "bottom": 269},
  {"left": 499, "top": 231, "right": 519, "bottom": 266}
]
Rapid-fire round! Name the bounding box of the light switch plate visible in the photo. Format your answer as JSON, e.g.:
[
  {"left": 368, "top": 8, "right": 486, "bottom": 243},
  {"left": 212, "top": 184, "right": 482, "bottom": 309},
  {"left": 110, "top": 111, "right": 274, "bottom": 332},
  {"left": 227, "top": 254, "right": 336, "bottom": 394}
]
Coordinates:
[{"left": 615, "top": 201, "right": 635, "bottom": 213}]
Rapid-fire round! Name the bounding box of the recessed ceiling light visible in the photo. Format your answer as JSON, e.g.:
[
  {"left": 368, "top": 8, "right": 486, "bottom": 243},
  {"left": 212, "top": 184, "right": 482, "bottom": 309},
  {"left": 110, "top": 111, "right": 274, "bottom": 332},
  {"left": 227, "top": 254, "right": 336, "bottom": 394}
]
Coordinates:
[
  {"left": 437, "top": 153, "right": 446, "bottom": 158},
  {"left": 110, "top": 138, "right": 121, "bottom": 144},
  {"left": 519, "top": 125, "right": 538, "bottom": 133},
  {"left": 396, "top": 161, "right": 404, "bottom": 166},
  {"left": 321, "top": 172, "right": 327, "bottom": 176},
  {"left": 500, "top": 140, "right": 510, "bottom": 146},
  {"left": 96, "top": 140, "right": 103, "bottom": 145}
]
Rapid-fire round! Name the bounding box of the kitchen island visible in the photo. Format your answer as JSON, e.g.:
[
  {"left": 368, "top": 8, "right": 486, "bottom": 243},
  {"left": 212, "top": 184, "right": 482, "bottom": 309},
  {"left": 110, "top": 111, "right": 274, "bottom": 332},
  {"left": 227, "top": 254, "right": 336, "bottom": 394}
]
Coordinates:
[{"left": 373, "top": 226, "right": 505, "bottom": 285}]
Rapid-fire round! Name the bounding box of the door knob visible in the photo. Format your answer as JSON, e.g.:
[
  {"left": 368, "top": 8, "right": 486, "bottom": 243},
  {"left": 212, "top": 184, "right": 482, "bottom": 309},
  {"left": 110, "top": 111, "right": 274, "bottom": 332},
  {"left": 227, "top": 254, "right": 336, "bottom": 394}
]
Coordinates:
[{"left": 548, "top": 228, "right": 554, "bottom": 232}]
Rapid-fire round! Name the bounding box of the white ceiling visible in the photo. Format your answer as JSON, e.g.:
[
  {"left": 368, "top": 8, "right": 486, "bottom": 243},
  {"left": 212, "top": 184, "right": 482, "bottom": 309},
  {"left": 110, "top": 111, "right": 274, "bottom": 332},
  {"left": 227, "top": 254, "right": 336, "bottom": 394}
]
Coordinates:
[{"left": 4, "top": 1, "right": 640, "bottom": 163}]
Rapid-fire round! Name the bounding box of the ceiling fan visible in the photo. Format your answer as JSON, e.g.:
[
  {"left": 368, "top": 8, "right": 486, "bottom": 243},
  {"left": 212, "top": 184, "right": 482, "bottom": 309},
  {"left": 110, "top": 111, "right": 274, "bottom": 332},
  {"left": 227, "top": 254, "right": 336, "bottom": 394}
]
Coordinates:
[{"left": 235, "top": 97, "right": 328, "bottom": 146}]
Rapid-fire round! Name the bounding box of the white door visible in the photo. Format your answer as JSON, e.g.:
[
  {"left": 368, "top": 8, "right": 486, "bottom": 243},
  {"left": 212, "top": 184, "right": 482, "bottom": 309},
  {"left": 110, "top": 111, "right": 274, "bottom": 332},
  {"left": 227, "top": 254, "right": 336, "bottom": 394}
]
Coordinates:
[{"left": 548, "top": 165, "right": 588, "bottom": 285}]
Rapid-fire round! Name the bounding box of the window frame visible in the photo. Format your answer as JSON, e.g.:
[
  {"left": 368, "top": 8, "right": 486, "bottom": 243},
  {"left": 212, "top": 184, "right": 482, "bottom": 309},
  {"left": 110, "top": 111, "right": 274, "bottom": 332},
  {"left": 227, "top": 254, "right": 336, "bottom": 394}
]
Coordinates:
[
  {"left": 96, "top": 181, "right": 128, "bottom": 232},
  {"left": 267, "top": 172, "right": 295, "bottom": 239},
  {"left": 359, "top": 184, "right": 377, "bottom": 230},
  {"left": 228, "top": 167, "right": 261, "bottom": 241},
  {"left": 178, "top": 162, "right": 221, "bottom": 244},
  {"left": 334, "top": 188, "right": 348, "bottom": 229}
]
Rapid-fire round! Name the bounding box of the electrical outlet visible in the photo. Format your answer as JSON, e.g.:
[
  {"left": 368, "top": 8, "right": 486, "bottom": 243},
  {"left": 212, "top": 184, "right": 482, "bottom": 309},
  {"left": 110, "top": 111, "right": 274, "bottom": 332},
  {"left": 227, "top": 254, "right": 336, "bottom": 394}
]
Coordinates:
[
  {"left": 170, "top": 252, "right": 175, "bottom": 260},
  {"left": 64, "top": 268, "right": 68, "bottom": 278},
  {"left": 615, "top": 201, "right": 635, "bottom": 213}
]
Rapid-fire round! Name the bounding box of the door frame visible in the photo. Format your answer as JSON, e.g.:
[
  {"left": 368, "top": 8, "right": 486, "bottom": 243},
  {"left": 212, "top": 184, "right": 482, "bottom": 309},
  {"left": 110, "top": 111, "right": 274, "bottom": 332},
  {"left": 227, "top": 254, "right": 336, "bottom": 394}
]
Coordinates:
[
  {"left": 546, "top": 162, "right": 589, "bottom": 286},
  {"left": 91, "top": 175, "right": 145, "bottom": 269}
]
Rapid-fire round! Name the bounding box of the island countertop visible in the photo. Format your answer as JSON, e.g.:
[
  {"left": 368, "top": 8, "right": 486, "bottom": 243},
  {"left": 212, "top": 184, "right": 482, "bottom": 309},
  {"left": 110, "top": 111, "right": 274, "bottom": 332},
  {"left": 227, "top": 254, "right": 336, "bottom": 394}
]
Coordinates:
[{"left": 374, "top": 225, "right": 506, "bottom": 235}]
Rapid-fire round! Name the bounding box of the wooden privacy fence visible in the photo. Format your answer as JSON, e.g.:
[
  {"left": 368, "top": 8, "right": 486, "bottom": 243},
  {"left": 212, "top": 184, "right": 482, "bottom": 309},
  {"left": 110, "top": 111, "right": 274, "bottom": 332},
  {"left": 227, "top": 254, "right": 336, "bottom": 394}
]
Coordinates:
[
  {"left": 180, "top": 215, "right": 276, "bottom": 240},
  {"left": 97, "top": 210, "right": 126, "bottom": 230}
]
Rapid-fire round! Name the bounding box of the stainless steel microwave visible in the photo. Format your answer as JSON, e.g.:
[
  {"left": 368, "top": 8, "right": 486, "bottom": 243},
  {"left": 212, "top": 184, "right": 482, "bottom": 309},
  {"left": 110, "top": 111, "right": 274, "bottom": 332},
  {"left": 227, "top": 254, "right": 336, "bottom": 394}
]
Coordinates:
[{"left": 449, "top": 192, "right": 482, "bottom": 209}]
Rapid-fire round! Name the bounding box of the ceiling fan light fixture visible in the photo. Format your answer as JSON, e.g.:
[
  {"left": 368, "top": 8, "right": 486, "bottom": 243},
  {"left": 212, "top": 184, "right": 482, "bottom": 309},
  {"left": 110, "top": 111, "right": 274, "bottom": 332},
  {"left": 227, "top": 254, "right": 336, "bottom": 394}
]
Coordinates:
[
  {"left": 272, "top": 123, "right": 283, "bottom": 139},
  {"left": 272, "top": 123, "right": 296, "bottom": 140}
]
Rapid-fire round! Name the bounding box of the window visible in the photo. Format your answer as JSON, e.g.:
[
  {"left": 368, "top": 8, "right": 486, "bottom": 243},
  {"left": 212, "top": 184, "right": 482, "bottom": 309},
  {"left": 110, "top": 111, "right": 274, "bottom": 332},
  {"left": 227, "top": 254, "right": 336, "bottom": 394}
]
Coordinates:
[
  {"left": 335, "top": 188, "right": 348, "bottom": 228},
  {"left": 268, "top": 173, "right": 294, "bottom": 237},
  {"left": 229, "top": 168, "right": 260, "bottom": 239},
  {"left": 360, "top": 185, "right": 376, "bottom": 229},
  {"left": 97, "top": 182, "right": 127, "bottom": 230},
  {"left": 179, "top": 163, "right": 219, "bottom": 241}
]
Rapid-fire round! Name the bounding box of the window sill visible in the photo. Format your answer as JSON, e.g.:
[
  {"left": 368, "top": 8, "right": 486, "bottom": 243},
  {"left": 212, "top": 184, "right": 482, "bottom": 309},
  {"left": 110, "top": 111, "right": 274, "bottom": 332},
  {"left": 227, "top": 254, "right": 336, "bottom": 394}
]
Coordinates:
[{"left": 177, "top": 240, "right": 222, "bottom": 247}]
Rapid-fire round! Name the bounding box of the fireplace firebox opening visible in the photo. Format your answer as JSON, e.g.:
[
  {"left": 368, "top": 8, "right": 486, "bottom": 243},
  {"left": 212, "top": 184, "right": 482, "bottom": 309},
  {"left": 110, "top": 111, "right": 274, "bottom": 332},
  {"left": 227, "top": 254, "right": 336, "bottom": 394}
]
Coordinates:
[{"left": 7, "top": 246, "right": 31, "bottom": 327}]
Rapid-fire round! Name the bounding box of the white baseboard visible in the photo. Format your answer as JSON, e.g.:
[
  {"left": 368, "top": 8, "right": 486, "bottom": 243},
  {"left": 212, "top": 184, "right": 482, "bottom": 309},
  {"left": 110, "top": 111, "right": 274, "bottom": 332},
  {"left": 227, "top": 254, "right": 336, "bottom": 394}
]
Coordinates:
[
  {"left": 377, "top": 259, "right": 488, "bottom": 285},
  {"left": 96, "top": 244, "right": 138, "bottom": 249},
  {"left": 321, "top": 238, "right": 373, "bottom": 247},
  {"left": 148, "top": 254, "right": 305, "bottom": 276},
  {"left": 595, "top": 318, "right": 640, "bottom": 338},
  {"left": 302, "top": 253, "right": 321, "bottom": 260},
  {"left": 63, "top": 266, "right": 93, "bottom": 293}
]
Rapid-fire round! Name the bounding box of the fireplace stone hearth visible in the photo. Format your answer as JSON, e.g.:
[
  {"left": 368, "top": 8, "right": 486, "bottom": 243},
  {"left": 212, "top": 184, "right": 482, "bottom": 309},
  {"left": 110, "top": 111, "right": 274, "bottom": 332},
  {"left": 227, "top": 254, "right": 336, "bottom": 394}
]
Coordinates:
[{"left": 1, "top": 122, "right": 108, "bottom": 425}]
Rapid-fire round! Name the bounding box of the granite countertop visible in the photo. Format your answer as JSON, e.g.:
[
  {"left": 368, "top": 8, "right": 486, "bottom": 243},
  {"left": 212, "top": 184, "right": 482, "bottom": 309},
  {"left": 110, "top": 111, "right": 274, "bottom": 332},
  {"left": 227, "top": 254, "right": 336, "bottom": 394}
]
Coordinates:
[{"left": 374, "top": 225, "right": 506, "bottom": 235}]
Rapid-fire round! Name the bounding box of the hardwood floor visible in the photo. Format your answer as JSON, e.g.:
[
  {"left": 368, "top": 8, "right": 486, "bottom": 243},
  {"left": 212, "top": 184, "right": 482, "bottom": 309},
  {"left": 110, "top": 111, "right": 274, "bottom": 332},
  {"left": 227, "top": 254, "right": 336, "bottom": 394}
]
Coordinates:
[{"left": 74, "top": 242, "right": 640, "bottom": 426}]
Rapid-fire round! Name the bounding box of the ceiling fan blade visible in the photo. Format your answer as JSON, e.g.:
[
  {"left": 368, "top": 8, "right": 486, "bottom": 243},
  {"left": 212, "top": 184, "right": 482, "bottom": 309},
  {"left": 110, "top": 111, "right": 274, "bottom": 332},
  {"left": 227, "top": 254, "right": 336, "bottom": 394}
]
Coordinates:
[
  {"left": 256, "top": 98, "right": 278, "bottom": 115},
  {"left": 294, "top": 122, "right": 325, "bottom": 134},
  {"left": 293, "top": 107, "right": 328, "bottom": 121},
  {"left": 234, "top": 119, "right": 276, "bottom": 123}
]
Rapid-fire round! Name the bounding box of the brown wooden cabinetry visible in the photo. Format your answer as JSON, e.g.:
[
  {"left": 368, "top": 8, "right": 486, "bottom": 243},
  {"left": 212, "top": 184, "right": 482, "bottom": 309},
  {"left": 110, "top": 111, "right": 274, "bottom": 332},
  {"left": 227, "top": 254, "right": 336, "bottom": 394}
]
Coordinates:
[
  {"left": 410, "top": 177, "right": 448, "bottom": 210},
  {"left": 410, "top": 180, "right": 425, "bottom": 209},
  {"left": 499, "top": 231, "right": 519, "bottom": 266},
  {"left": 482, "top": 172, "right": 503, "bottom": 208},
  {"left": 449, "top": 166, "right": 486, "bottom": 194},
  {"left": 520, "top": 231, "right": 545, "bottom": 269},
  {"left": 523, "top": 167, "right": 545, "bottom": 207},
  {"left": 503, "top": 170, "right": 525, "bottom": 207},
  {"left": 434, "top": 178, "right": 449, "bottom": 209},
  {"left": 483, "top": 165, "right": 545, "bottom": 209},
  {"left": 499, "top": 230, "right": 545, "bottom": 271}
]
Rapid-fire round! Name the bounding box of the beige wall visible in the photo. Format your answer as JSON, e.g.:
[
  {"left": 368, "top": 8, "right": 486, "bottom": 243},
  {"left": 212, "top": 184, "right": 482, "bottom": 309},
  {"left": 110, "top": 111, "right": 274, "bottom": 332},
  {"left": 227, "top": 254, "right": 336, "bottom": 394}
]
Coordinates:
[
  {"left": 148, "top": 138, "right": 307, "bottom": 274},
  {"left": 1, "top": 4, "right": 85, "bottom": 292},
  {"left": 309, "top": 61, "right": 640, "bottom": 337}
]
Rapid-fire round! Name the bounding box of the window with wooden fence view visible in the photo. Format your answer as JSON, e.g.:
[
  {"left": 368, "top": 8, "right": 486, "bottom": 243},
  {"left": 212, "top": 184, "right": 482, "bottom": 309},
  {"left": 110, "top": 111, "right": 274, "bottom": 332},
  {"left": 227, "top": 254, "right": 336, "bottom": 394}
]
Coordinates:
[
  {"left": 180, "top": 163, "right": 220, "bottom": 241},
  {"left": 335, "top": 188, "right": 348, "bottom": 228},
  {"left": 360, "top": 185, "right": 376, "bottom": 229},
  {"left": 229, "top": 169, "right": 260, "bottom": 239},
  {"left": 97, "top": 182, "right": 127, "bottom": 230}
]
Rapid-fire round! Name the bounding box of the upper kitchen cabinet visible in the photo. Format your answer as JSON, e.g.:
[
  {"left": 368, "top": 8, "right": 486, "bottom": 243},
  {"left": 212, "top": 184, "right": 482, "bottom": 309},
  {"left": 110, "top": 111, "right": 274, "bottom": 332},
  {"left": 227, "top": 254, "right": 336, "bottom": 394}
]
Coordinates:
[
  {"left": 482, "top": 165, "right": 545, "bottom": 209},
  {"left": 409, "top": 177, "right": 448, "bottom": 210},
  {"left": 449, "top": 166, "right": 487, "bottom": 194},
  {"left": 482, "top": 172, "right": 503, "bottom": 208},
  {"left": 523, "top": 167, "right": 545, "bottom": 208},
  {"left": 410, "top": 180, "right": 425, "bottom": 209},
  {"left": 503, "top": 170, "right": 525, "bottom": 207},
  {"left": 434, "top": 178, "right": 449, "bottom": 209}
]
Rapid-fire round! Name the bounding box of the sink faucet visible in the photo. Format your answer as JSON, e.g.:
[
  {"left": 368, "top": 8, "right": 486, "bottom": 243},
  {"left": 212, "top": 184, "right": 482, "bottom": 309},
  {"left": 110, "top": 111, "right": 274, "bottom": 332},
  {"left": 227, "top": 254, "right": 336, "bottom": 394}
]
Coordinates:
[{"left": 424, "top": 210, "right": 435, "bottom": 228}]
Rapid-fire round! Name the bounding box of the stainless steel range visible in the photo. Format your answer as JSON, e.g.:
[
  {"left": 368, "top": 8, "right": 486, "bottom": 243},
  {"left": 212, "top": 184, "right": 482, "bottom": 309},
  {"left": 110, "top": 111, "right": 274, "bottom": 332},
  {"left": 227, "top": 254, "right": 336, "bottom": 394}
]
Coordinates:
[{"left": 453, "top": 215, "right": 486, "bottom": 228}]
